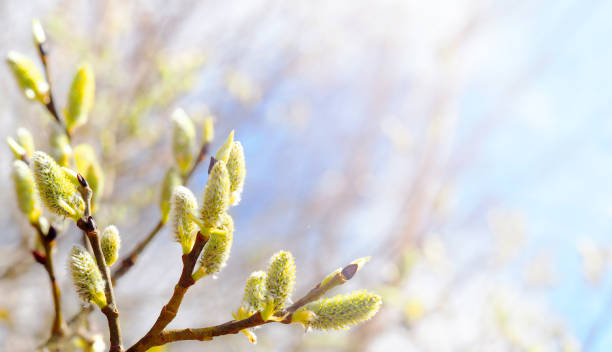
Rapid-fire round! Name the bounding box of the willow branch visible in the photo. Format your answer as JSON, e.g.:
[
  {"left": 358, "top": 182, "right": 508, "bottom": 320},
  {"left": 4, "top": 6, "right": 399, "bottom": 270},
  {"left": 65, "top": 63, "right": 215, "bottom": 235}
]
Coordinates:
[
  {"left": 77, "top": 176, "right": 123, "bottom": 351},
  {"left": 126, "top": 259, "right": 361, "bottom": 351},
  {"left": 32, "top": 223, "right": 66, "bottom": 338},
  {"left": 35, "top": 40, "right": 70, "bottom": 138},
  {"left": 127, "top": 232, "right": 209, "bottom": 351},
  {"left": 111, "top": 142, "right": 210, "bottom": 282}
]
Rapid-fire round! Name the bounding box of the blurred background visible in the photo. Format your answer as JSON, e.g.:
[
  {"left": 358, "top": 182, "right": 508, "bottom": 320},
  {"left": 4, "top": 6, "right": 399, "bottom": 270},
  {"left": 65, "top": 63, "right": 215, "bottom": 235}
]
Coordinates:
[{"left": 1, "top": 0, "right": 611, "bottom": 351}]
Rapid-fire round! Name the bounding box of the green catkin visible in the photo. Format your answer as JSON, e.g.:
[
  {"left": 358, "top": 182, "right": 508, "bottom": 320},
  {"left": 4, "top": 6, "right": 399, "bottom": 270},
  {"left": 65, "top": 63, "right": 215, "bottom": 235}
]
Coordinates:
[
  {"left": 11, "top": 160, "right": 41, "bottom": 222},
  {"left": 32, "top": 151, "right": 84, "bottom": 220},
  {"left": 200, "top": 160, "right": 230, "bottom": 229},
  {"left": 159, "top": 167, "right": 182, "bottom": 224},
  {"left": 265, "top": 251, "right": 296, "bottom": 310},
  {"left": 170, "top": 186, "right": 198, "bottom": 254},
  {"left": 215, "top": 130, "right": 234, "bottom": 163},
  {"left": 172, "top": 108, "right": 196, "bottom": 174},
  {"left": 101, "top": 225, "right": 120, "bottom": 266},
  {"left": 69, "top": 246, "right": 107, "bottom": 308},
  {"left": 198, "top": 213, "right": 234, "bottom": 277},
  {"left": 49, "top": 127, "right": 72, "bottom": 167},
  {"left": 65, "top": 63, "right": 95, "bottom": 133},
  {"left": 6, "top": 51, "right": 49, "bottom": 103},
  {"left": 226, "top": 141, "right": 246, "bottom": 206},
  {"left": 202, "top": 116, "right": 214, "bottom": 144},
  {"left": 296, "top": 290, "right": 382, "bottom": 330},
  {"left": 16, "top": 128, "right": 35, "bottom": 159},
  {"left": 74, "top": 144, "right": 104, "bottom": 206},
  {"left": 243, "top": 271, "right": 267, "bottom": 313}
]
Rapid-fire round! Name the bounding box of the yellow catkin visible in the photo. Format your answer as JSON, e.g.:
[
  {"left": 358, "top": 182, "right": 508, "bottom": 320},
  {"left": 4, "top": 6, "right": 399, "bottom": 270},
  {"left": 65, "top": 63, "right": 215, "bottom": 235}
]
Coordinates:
[
  {"left": 101, "top": 225, "right": 120, "bottom": 266},
  {"left": 11, "top": 160, "right": 41, "bottom": 222},
  {"left": 73, "top": 144, "right": 104, "bottom": 205},
  {"left": 6, "top": 51, "right": 49, "bottom": 103},
  {"left": 49, "top": 127, "right": 72, "bottom": 167},
  {"left": 200, "top": 160, "right": 230, "bottom": 229},
  {"left": 170, "top": 186, "right": 198, "bottom": 254},
  {"left": 172, "top": 108, "right": 196, "bottom": 174},
  {"left": 16, "top": 128, "right": 35, "bottom": 159},
  {"left": 243, "top": 271, "right": 267, "bottom": 313},
  {"left": 296, "top": 290, "right": 382, "bottom": 330},
  {"left": 69, "top": 246, "right": 107, "bottom": 308},
  {"left": 264, "top": 251, "right": 296, "bottom": 310},
  {"left": 65, "top": 63, "right": 95, "bottom": 133},
  {"left": 202, "top": 116, "right": 214, "bottom": 144},
  {"left": 160, "top": 167, "right": 182, "bottom": 223},
  {"left": 198, "top": 213, "right": 234, "bottom": 277},
  {"left": 32, "top": 151, "right": 84, "bottom": 220},
  {"left": 226, "top": 141, "right": 246, "bottom": 205}
]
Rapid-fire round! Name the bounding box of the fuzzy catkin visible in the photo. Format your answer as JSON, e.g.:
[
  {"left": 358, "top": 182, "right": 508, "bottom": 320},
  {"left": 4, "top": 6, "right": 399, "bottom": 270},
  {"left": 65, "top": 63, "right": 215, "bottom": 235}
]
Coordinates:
[
  {"left": 298, "top": 290, "right": 382, "bottom": 330},
  {"left": 6, "top": 51, "right": 49, "bottom": 103},
  {"left": 65, "top": 63, "right": 95, "bottom": 133},
  {"left": 170, "top": 186, "right": 198, "bottom": 254},
  {"left": 243, "top": 271, "right": 267, "bottom": 312},
  {"left": 265, "top": 251, "right": 296, "bottom": 310},
  {"left": 199, "top": 213, "right": 234, "bottom": 276},
  {"left": 172, "top": 108, "right": 196, "bottom": 174},
  {"left": 11, "top": 160, "right": 41, "bottom": 222},
  {"left": 69, "top": 246, "right": 107, "bottom": 308},
  {"left": 226, "top": 141, "right": 246, "bottom": 205},
  {"left": 200, "top": 160, "right": 230, "bottom": 229},
  {"left": 32, "top": 151, "right": 84, "bottom": 220},
  {"left": 159, "top": 167, "right": 182, "bottom": 224},
  {"left": 101, "top": 225, "right": 120, "bottom": 266}
]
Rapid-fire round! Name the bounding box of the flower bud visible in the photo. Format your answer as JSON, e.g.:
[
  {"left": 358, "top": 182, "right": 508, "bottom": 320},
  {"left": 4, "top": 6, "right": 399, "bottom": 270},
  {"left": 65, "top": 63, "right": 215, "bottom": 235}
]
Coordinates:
[
  {"left": 214, "top": 130, "right": 234, "bottom": 163},
  {"left": 16, "top": 128, "right": 35, "bottom": 159},
  {"left": 12, "top": 160, "right": 41, "bottom": 222},
  {"left": 160, "top": 167, "right": 182, "bottom": 223},
  {"left": 172, "top": 108, "right": 196, "bottom": 174},
  {"left": 101, "top": 225, "right": 120, "bottom": 266},
  {"left": 32, "top": 18, "right": 46, "bottom": 45},
  {"left": 202, "top": 116, "right": 214, "bottom": 144},
  {"left": 74, "top": 144, "right": 104, "bottom": 208},
  {"left": 6, "top": 51, "right": 49, "bottom": 103},
  {"left": 69, "top": 246, "right": 107, "bottom": 308},
  {"left": 7, "top": 137, "right": 26, "bottom": 160},
  {"left": 65, "top": 63, "right": 95, "bottom": 133},
  {"left": 170, "top": 186, "right": 198, "bottom": 254},
  {"left": 197, "top": 213, "right": 234, "bottom": 278},
  {"left": 32, "top": 151, "right": 84, "bottom": 220},
  {"left": 295, "top": 290, "right": 382, "bottom": 330},
  {"left": 49, "top": 127, "right": 72, "bottom": 167},
  {"left": 242, "top": 271, "right": 267, "bottom": 313},
  {"left": 226, "top": 141, "right": 245, "bottom": 205},
  {"left": 200, "top": 160, "right": 230, "bottom": 229},
  {"left": 265, "top": 251, "right": 296, "bottom": 310}
]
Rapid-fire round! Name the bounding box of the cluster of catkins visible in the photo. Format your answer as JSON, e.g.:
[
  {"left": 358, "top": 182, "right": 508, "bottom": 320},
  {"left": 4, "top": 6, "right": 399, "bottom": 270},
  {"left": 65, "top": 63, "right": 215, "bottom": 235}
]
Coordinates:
[{"left": 6, "top": 18, "right": 381, "bottom": 346}]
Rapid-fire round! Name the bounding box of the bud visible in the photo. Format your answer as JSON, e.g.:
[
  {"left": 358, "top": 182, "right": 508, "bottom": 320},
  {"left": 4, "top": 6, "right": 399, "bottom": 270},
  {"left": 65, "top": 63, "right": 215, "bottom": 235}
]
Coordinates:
[
  {"left": 294, "top": 290, "right": 382, "bottom": 330},
  {"left": 6, "top": 51, "right": 49, "bottom": 103},
  {"left": 65, "top": 63, "right": 95, "bottom": 133},
  {"left": 320, "top": 256, "right": 370, "bottom": 289},
  {"left": 74, "top": 144, "right": 104, "bottom": 207},
  {"left": 214, "top": 130, "right": 234, "bottom": 163},
  {"left": 12, "top": 160, "right": 41, "bottom": 222},
  {"left": 49, "top": 127, "right": 72, "bottom": 167},
  {"left": 32, "top": 18, "right": 46, "bottom": 45},
  {"left": 265, "top": 251, "right": 296, "bottom": 310},
  {"left": 7, "top": 137, "right": 26, "bottom": 160},
  {"left": 202, "top": 116, "right": 214, "bottom": 144},
  {"left": 16, "top": 128, "right": 35, "bottom": 159},
  {"left": 170, "top": 186, "right": 198, "bottom": 254},
  {"left": 172, "top": 108, "right": 196, "bottom": 174},
  {"left": 242, "top": 271, "right": 267, "bottom": 313},
  {"left": 226, "top": 141, "right": 246, "bottom": 206},
  {"left": 159, "top": 167, "right": 182, "bottom": 223},
  {"left": 101, "top": 225, "right": 120, "bottom": 266},
  {"left": 32, "top": 151, "right": 84, "bottom": 220},
  {"left": 69, "top": 246, "right": 107, "bottom": 308},
  {"left": 196, "top": 213, "right": 234, "bottom": 278},
  {"left": 200, "top": 160, "right": 230, "bottom": 229}
]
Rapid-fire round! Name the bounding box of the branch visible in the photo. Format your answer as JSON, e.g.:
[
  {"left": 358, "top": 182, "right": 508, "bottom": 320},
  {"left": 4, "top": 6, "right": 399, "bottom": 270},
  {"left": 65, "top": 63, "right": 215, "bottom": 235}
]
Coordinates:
[
  {"left": 76, "top": 176, "right": 123, "bottom": 351},
  {"left": 126, "top": 258, "right": 362, "bottom": 351},
  {"left": 111, "top": 142, "right": 210, "bottom": 282},
  {"left": 32, "top": 223, "right": 66, "bottom": 339}
]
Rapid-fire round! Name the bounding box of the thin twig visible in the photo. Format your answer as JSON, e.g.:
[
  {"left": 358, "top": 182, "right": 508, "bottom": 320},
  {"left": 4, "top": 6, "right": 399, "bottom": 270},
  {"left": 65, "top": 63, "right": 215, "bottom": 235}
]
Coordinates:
[{"left": 77, "top": 176, "right": 123, "bottom": 351}]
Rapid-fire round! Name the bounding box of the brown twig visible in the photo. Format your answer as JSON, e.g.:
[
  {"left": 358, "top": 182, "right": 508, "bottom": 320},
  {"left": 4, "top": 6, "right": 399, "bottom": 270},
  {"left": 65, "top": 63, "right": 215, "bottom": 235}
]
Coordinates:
[
  {"left": 111, "top": 142, "right": 210, "bottom": 283},
  {"left": 126, "top": 258, "right": 361, "bottom": 351},
  {"left": 76, "top": 175, "right": 123, "bottom": 351},
  {"left": 32, "top": 223, "right": 66, "bottom": 339}
]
